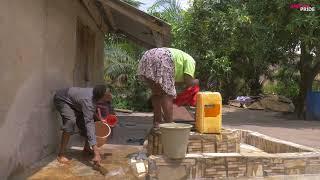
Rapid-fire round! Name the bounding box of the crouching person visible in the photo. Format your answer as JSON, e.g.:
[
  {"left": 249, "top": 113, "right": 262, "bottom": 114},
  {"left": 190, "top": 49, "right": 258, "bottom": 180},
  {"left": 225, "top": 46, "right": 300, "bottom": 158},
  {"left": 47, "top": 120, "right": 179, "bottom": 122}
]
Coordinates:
[{"left": 53, "top": 85, "right": 111, "bottom": 165}]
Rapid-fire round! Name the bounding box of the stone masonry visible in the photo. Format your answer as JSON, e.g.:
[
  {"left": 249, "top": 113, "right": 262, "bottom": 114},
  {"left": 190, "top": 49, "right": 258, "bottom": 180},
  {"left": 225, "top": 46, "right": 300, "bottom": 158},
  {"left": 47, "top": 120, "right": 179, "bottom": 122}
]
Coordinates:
[
  {"left": 146, "top": 129, "right": 320, "bottom": 179},
  {"left": 240, "top": 130, "right": 316, "bottom": 153},
  {"left": 147, "top": 128, "right": 240, "bottom": 155},
  {"left": 148, "top": 153, "right": 320, "bottom": 179}
]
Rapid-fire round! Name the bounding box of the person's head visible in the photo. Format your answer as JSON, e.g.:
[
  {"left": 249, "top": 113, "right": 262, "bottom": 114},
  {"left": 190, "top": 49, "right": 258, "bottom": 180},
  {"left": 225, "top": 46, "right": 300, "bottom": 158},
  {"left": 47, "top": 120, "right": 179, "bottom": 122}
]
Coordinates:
[{"left": 93, "top": 84, "right": 110, "bottom": 101}]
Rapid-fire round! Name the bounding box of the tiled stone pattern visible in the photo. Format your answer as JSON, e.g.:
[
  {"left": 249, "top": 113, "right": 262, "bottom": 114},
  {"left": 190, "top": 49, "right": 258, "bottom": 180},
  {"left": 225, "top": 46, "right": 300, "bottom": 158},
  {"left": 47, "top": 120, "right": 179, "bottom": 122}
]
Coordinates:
[
  {"left": 146, "top": 129, "right": 240, "bottom": 155},
  {"left": 147, "top": 129, "right": 320, "bottom": 179},
  {"left": 148, "top": 153, "right": 320, "bottom": 179},
  {"left": 306, "top": 157, "right": 320, "bottom": 174}
]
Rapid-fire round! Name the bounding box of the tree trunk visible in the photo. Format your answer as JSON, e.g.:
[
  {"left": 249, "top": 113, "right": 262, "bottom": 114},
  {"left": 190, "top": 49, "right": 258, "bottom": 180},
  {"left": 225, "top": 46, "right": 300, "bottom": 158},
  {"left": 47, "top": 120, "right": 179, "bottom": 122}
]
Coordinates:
[
  {"left": 249, "top": 76, "right": 262, "bottom": 96},
  {"left": 296, "top": 76, "right": 313, "bottom": 118},
  {"left": 221, "top": 77, "right": 237, "bottom": 103},
  {"left": 296, "top": 42, "right": 316, "bottom": 118}
]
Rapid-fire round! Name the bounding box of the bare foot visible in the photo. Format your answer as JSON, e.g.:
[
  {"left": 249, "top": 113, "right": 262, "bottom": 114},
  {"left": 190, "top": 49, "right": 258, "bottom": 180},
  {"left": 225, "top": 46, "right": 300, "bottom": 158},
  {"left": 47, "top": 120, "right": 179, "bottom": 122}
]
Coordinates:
[{"left": 57, "top": 155, "right": 71, "bottom": 164}]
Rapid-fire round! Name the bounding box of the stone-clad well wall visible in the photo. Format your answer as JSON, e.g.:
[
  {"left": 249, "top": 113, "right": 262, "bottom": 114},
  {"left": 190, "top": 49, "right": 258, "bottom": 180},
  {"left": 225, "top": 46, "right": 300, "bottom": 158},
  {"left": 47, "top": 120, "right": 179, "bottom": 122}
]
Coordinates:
[
  {"left": 146, "top": 129, "right": 320, "bottom": 179},
  {"left": 147, "top": 129, "right": 240, "bottom": 155},
  {"left": 148, "top": 152, "right": 320, "bottom": 179},
  {"left": 240, "top": 130, "right": 315, "bottom": 153}
]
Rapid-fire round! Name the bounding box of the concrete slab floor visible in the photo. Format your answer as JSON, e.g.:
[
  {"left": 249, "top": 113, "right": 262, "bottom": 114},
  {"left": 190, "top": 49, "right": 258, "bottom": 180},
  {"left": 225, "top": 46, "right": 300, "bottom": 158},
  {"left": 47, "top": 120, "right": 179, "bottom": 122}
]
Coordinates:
[
  {"left": 14, "top": 144, "right": 142, "bottom": 180},
  {"left": 11, "top": 115, "right": 153, "bottom": 180}
]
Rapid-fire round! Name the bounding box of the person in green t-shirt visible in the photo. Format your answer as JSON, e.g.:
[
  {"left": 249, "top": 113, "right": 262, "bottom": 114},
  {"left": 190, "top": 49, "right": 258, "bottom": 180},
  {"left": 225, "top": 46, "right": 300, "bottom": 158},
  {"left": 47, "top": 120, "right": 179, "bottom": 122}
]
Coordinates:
[{"left": 138, "top": 48, "right": 199, "bottom": 127}]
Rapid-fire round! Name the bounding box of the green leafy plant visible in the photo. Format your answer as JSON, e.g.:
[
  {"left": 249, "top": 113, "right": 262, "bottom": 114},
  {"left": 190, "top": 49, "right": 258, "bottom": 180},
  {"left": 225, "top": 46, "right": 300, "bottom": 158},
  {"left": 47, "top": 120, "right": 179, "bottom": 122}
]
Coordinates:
[{"left": 104, "top": 34, "right": 152, "bottom": 112}]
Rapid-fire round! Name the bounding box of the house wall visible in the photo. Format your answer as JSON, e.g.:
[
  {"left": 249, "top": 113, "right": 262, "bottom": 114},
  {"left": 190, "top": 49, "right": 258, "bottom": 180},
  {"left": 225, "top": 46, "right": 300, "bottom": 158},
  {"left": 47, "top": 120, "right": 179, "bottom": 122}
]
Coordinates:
[{"left": 0, "top": 0, "right": 105, "bottom": 179}]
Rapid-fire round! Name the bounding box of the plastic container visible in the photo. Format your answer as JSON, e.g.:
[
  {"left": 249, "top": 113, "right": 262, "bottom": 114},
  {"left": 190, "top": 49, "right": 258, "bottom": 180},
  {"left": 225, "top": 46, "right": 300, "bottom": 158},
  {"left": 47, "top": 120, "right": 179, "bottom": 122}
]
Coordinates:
[
  {"left": 159, "top": 123, "right": 192, "bottom": 159},
  {"left": 95, "top": 121, "right": 111, "bottom": 147},
  {"left": 196, "top": 92, "right": 222, "bottom": 133},
  {"left": 306, "top": 91, "right": 320, "bottom": 120},
  {"left": 104, "top": 114, "right": 118, "bottom": 127},
  {"left": 97, "top": 108, "right": 118, "bottom": 127}
]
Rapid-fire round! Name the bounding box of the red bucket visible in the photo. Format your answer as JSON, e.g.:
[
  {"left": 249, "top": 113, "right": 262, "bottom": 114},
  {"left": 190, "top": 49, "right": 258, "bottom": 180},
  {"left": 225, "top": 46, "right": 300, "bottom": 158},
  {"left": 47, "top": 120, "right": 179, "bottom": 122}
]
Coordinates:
[
  {"left": 97, "top": 108, "right": 118, "bottom": 127},
  {"left": 105, "top": 114, "right": 118, "bottom": 127}
]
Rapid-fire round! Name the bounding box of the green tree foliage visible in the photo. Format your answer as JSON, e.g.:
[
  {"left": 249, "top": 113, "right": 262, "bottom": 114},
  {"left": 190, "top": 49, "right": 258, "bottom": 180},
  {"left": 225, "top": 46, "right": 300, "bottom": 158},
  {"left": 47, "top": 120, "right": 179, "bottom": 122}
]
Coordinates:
[
  {"left": 104, "top": 35, "right": 151, "bottom": 112},
  {"left": 175, "top": 0, "right": 277, "bottom": 100},
  {"left": 148, "top": 0, "right": 234, "bottom": 94},
  {"left": 153, "top": 0, "right": 319, "bottom": 116},
  {"left": 148, "top": 0, "right": 183, "bottom": 22},
  {"left": 103, "top": 1, "right": 153, "bottom": 111},
  {"left": 106, "top": 0, "right": 319, "bottom": 117},
  {"left": 246, "top": 0, "right": 320, "bottom": 116},
  {"left": 147, "top": 0, "right": 186, "bottom": 48},
  {"left": 104, "top": 35, "right": 138, "bottom": 84}
]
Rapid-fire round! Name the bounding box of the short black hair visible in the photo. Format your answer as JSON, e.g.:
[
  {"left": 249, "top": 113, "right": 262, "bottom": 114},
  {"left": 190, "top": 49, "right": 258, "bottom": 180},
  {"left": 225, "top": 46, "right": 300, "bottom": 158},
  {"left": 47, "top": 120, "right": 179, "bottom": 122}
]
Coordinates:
[{"left": 93, "top": 84, "right": 108, "bottom": 101}]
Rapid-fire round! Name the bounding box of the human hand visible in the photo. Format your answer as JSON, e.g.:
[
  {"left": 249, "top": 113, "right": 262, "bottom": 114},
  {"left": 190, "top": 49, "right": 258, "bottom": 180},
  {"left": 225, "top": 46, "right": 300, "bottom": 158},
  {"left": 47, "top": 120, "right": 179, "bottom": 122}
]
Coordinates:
[{"left": 93, "top": 153, "right": 101, "bottom": 165}]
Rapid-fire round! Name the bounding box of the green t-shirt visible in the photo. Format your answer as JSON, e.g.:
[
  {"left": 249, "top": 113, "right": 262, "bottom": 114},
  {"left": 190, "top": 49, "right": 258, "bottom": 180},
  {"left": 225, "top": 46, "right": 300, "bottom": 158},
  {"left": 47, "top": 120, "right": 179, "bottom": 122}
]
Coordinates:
[{"left": 167, "top": 48, "right": 196, "bottom": 82}]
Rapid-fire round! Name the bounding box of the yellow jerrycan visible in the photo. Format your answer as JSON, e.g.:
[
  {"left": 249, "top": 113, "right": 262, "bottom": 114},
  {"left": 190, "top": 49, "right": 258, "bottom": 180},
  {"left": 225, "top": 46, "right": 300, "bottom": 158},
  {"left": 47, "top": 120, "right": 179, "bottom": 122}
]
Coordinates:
[{"left": 195, "top": 92, "right": 222, "bottom": 133}]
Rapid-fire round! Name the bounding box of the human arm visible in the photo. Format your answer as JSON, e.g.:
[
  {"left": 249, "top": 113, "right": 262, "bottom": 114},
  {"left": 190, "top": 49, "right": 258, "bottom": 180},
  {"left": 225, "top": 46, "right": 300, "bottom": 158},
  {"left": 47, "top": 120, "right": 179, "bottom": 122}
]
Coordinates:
[
  {"left": 184, "top": 74, "right": 199, "bottom": 87},
  {"left": 175, "top": 74, "right": 199, "bottom": 88},
  {"left": 182, "top": 54, "right": 197, "bottom": 87},
  {"left": 80, "top": 99, "right": 101, "bottom": 164},
  {"left": 174, "top": 81, "right": 185, "bottom": 87}
]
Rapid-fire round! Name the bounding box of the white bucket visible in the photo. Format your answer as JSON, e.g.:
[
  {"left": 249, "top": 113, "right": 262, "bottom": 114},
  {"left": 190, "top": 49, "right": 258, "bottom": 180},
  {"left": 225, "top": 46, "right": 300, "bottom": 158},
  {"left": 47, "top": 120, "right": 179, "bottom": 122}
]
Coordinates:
[{"left": 159, "top": 123, "right": 192, "bottom": 159}]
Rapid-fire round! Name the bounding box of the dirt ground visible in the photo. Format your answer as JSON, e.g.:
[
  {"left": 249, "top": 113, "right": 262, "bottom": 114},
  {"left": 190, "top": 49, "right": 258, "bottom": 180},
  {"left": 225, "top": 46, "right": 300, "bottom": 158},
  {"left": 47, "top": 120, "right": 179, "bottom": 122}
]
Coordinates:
[{"left": 222, "top": 105, "right": 320, "bottom": 149}]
